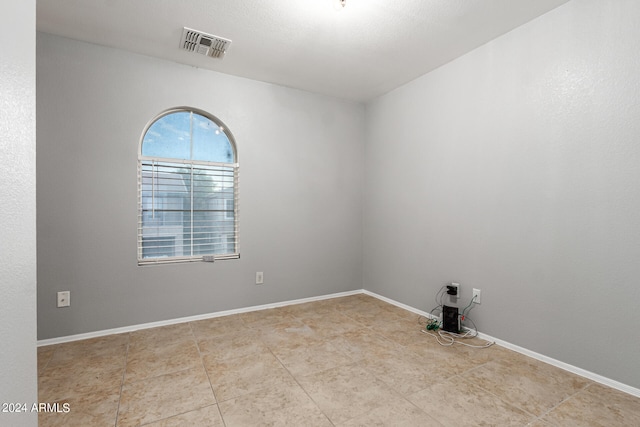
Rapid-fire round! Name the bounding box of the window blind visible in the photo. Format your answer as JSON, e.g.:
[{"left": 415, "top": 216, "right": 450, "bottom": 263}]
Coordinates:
[{"left": 137, "top": 159, "right": 239, "bottom": 265}]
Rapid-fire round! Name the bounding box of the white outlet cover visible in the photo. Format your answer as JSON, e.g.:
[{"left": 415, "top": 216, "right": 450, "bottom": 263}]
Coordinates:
[
  {"left": 57, "top": 291, "right": 70, "bottom": 307},
  {"left": 472, "top": 288, "right": 481, "bottom": 304}
]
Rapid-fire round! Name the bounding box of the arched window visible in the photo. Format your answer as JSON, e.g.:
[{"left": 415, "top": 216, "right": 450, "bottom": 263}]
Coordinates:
[{"left": 138, "top": 108, "right": 239, "bottom": 264}]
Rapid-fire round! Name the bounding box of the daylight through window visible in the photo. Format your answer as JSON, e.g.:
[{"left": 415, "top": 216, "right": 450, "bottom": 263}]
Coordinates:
[{"left": 138, "top": 108, "right": 239, "bottom": 265}]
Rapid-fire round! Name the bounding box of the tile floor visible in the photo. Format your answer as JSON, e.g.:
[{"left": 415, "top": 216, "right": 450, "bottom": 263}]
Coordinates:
[{"left": 37, "top": 294, "right": 640, "bottom": 426}]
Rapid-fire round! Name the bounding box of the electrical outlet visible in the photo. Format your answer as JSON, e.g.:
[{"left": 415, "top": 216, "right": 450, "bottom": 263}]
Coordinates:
[
  {"left": 57, "top": 291, "right": 70, "bottom": 308},
  {"left": 449, "top": 282, "right": 460, "bottom": 299},
  {"left": 256, "top": 272, "right": 264, "bottom": 285},
  {"left": 472, "top": 288, "right": 481, "bottom": 304}
]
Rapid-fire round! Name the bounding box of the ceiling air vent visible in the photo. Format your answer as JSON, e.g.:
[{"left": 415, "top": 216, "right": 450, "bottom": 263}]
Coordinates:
[{"left": 180, "top": 27, "right": 231, "bottom": 59}]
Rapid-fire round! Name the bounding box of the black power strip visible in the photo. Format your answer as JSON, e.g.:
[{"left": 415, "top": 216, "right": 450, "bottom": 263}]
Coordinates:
[{"left": 442, "top": 305, "right": 460, "bottom": 333}]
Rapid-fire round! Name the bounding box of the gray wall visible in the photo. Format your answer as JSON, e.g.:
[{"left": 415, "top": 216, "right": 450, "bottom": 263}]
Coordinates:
[
  {"left": 364, "top": 0, "right": 640, "bottom": 389},
  {"left": 37, "top": 0, "right": 640, "bottom": 392},
  {"left": 0, "top": 0, "right": 38, "bottom": 425},
  {"left": 37, "top": 33, "right": 364, "bottom": 339}
]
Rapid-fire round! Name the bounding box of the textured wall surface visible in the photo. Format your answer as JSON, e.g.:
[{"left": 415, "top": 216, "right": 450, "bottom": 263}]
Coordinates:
[
  {"left": 364, "top": 0, "right": 640, "bottom": 389},
  {"left": 0, "top": 1, "right": 38, "bottom": 425},
  {"left": 37, "top": 34, "right": 364, "bottom": 339}
]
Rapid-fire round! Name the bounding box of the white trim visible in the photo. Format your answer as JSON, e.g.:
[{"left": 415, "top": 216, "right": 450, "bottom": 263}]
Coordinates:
[
  {"left": 37, "top": 289, "right": 362, "bottom": 347},
  {"left": 362, "top": 289, "right": 437, "bottom": 318},
  {"left": 38, "top": 288, "right": 640, "bottom": 399},
  {"left": 362, "top": 289, "right": 640, "bottom": 399}
]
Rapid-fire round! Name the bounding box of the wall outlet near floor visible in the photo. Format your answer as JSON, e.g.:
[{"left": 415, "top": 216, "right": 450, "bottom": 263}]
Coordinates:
[
  {"left": 256, "top": 272, "right": 264, "bottom": 285},
  {"left": 449, "top": 282, "right": 460, "bottom": 299},
  {"left": 57, "top": 291, "right": 70, "bottom": 307},
  {"left": 472, "top": 288, "right": 481, "bottom": 304}
]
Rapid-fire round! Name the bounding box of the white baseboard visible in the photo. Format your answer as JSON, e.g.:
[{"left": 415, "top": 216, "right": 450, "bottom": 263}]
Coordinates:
[
  {"left": 38, "top": 288, "right": 640, "bottom": 398},
  {"left": 363, "top": 289, "right": 640, "bottom": 399},
  {"left": 37, "top": 289, "right": 362, "bottom": 347}
]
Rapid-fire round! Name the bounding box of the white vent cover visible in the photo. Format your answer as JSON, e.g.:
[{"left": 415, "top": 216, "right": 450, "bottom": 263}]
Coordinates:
[{"left": 180, "top": 27, "right": 231, "bottom": 59}]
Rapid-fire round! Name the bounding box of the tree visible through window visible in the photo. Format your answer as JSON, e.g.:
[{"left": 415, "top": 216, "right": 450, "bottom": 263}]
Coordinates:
[{"left": 138, "top": 108, "right": 239, "bottom": 264}]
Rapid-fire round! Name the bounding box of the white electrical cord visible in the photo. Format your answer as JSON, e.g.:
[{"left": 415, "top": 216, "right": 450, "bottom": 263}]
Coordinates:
[
  {"left": 420, "top": 328, "right": 494, "bottom": 348},
  {"left": 418, "top": 315, "right": 494, "bottom": 348}
]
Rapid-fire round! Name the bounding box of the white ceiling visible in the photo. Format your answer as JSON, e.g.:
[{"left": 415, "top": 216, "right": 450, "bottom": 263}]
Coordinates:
[{"left": 37, "top": 0, "right": 570, "bottom": 102}]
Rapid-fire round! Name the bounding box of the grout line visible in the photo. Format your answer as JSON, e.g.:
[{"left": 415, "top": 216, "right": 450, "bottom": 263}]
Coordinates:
[
  {"left": 121, "top": 365, "right": 195, "bottom": 386},
  {"left": 190, "top": 321, "right": 227, "bottom": 427},
  {"left": 40, "top": 345, "right": 57, "bottom": 373},
  {"left": 527, "top": 381, "right": 593, "bottom": 424},
  {"left": 440, "top": 369, "right": 542, "bottom": 424},
  {"left": 265, "top": 305, "right": 352, "bottom": 427},
  {"left": 136, "top": 404, "right": 219, "bottom": 427},
  {"left": 113, "top": 332, "right": 130, "bottom": 427},
  {"left": 453, "top": 353, "right": 594, "bottom": 424},
  {"left": 270, "top": 344, "right": 338, "bottom": 427}
]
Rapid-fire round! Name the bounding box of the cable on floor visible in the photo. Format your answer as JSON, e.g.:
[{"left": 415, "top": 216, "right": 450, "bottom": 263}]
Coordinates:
[{"left": 417, "top": 290, "right": 494, "bottom": 348}]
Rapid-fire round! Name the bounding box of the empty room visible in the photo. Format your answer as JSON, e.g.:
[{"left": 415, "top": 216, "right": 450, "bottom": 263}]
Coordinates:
[{"left": 2, "top": 0, "right": 640, "bottom": 426}]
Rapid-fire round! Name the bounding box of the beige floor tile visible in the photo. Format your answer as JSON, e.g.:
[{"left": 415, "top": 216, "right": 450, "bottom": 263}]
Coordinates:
[
  {"left": 337, "top": 397, "right": 443, "bottom": 427},
  {"left": 526, "top": 419, "right": 553, "bottom": 427},
  {"left": 39, "top": 410, "right": 114, "bottom": 427},
  {"left": 38, "top": 362, "right": 123, "bottom": 402},
  {"left": 37, "top": 294, "right": 640, "bottom": 427},
  {"left": 364, "top": 311, "right": 422, "bottom": 340},
  {"left": 197, "top": 329, "right": 270, "bottom": 361},
  {"left": 296, "top": 363, "right": 408, "bottom": 425},
  {"left": 143, "top": 404, "right": 225, "bottom": 427},
  {"left": 258, "top": 319, "right": 324, "bottom": 351},
  {"left": 37, "top": 345, "right": 56, "bottom": 373},
  {"left": 65, "top": 389, "right": 120, "bottom": 418},
  {"left": 382, "top": 303, "right": 423, "bottom": 321},
  {"left": 409, "top": 376, "right": 534, "bottom": 426},
  {"left": 190, "top": 314, "right": 247, "bottom": 340},
  {"left": 327, "top": 328, "right": 399, "bottom": 362},
  {"left": 403, "top": 330, "right": 463, "bottom": 361},
  {"left": 279, "top": 298, "right": 341, "bottom": 318},
  {"left": 38, "top": 411, "right": 68, "bottom": 427},
  {"left": 339, "top": 303, "right": 399, "bottom": 325},
  {"left": 405, "top": 332, "right": 509, "bottom": 375},
  {"left": 42, "top": 350, "right": 126, "bottom": 380},
  {"left": 117, "top": 366, "right": 215, "bottom": 427},
  {"left": 272, "top": 340, "right": 354, "bottom": 377},
  {"left": 240, "top": 308, "right": 298, "bottom": 327},
  {"left": 358, "top": 347, "right": 453, "bottom": 395},
  {"left": 540, "top": 383, "right": 640, "bottom": 426},
  {"left": 37, "top": 338, "right": 126, "bottom": 423},
  {"left": 449, "top": 338, "right": 518, "bottom": 365},
  {"left": 378, "top": 325, "right": 430, "bottom": 347},
  {"left": 299, "top": 312, "right": 363, "bottom": 339},
  {"left": 48, "top": 334, "right": 129, "bottom": 364},
  {"left": 124, "top": 339, "right": 202, "bottom": 383},
  {"left": 219, "top": 379, "right": 332, "bottom": 427},
  {"left": 463, "top": 356, "right": 591, "bottom": 416},
  {"left": 203, "top": 348, "right": 294, "bottom": 402},
  {"left": 128, "top": 323, "right": 193, "bottom": 350},
  {"left": 38, "top": 390, "right": 119, "bottom": 427}
]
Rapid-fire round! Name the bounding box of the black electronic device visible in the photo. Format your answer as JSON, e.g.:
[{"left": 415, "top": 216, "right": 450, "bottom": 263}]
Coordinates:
[{"left": 442, "top": 305, "right": 460, "bottom": 333}]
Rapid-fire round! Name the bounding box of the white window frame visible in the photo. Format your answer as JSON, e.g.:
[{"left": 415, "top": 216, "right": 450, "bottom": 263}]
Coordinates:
[{"left": 137, "top": 107, "right": 239, "bottom": 265}]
